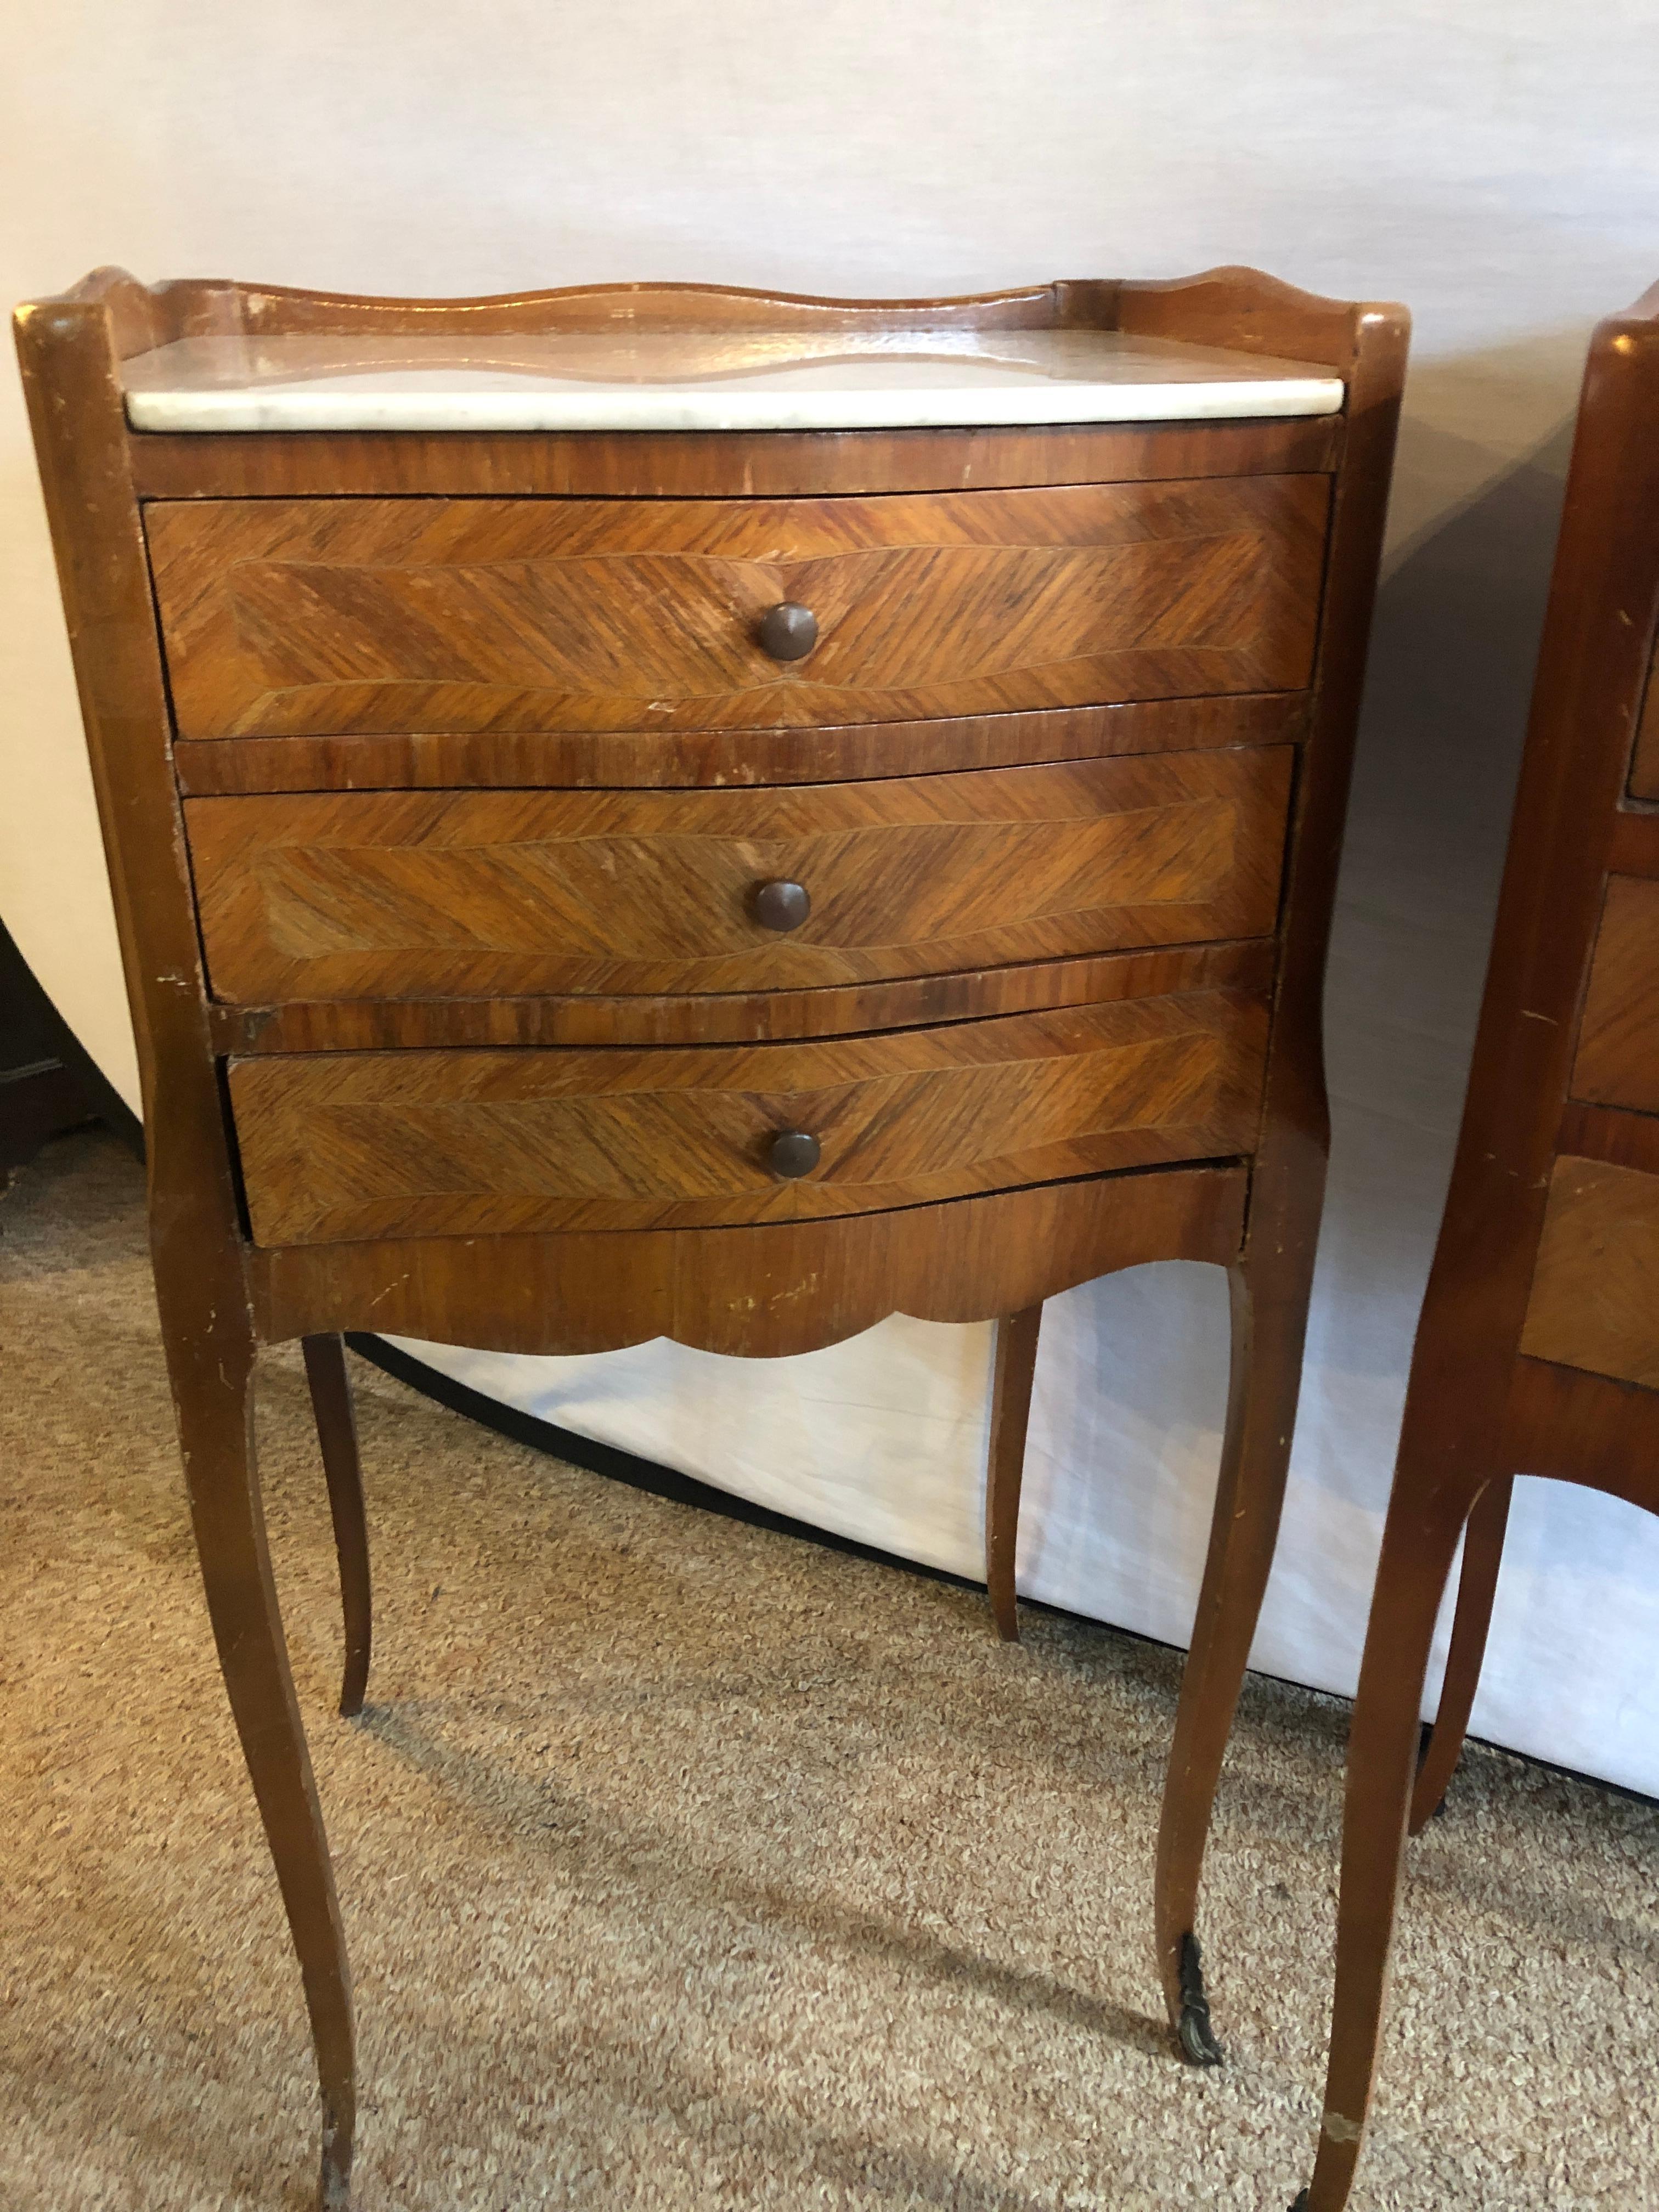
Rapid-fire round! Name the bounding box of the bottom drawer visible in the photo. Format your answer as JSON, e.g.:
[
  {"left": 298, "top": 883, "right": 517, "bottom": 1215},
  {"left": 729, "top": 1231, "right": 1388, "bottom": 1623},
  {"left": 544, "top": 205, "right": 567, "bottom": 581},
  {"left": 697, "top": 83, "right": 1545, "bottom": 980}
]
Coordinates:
[
  {"left": 229, "top": 989, "right": 1269, "bottom": 1246},
  {"left": 1520, "top": 1155, "right": 1659, "bottom": 1389}
]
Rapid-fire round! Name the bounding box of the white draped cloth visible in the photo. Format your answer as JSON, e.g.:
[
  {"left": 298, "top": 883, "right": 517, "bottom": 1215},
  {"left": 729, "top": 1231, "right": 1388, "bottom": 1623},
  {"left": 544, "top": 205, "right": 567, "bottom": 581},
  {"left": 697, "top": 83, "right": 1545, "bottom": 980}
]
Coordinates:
[{"left": 397, "top": 439, "right": 1659, "bottom": 1801}]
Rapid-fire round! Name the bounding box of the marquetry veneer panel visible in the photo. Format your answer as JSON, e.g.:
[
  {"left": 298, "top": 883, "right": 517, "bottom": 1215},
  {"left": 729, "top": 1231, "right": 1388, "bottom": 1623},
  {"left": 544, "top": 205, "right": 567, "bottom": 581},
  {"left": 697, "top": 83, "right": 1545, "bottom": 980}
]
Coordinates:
[
  {"left": 144, "top": 479, "right": 1330, "bottom": 738},
  {"left": 1572, "top": 875, "right": 1659, "bottom": 1114},
  {"left": 1520, "top": 1154, "right": 1659, "bottom": 1389},
  {"left": 186, "top": 748, "right": 1292, "bottom": 1003},
  {"left": 227, "top": 990, "right": 1269, "bottom": 1245},
  {"left": 208, "top": 943, "right": 1277, "bottom": 1056},
  {"left": 169, "top": 693, "right": 1309, "bottom": 797}
]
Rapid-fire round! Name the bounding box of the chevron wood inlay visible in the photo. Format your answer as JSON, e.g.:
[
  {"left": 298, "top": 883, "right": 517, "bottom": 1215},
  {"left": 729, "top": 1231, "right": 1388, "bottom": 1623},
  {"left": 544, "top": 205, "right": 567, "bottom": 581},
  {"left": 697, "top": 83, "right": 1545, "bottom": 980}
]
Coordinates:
[
  {"left": 145, "top": 479, "right": 1330, "bottom": 737},
  {"left": 169, "top": 693, "right": 1311, "bottom": 796},
  {"left": 1520, "top": 1155, "right": 1659, "bottom": 1389},
  {"left": 185, "top": 748, "right": 1291, "bottom": 1003},
  {"left": 206, "top": 941, "right": 1278, "bottom": 1056},
  {"left": 228, "top": 991, "right": 1268, "bottom": 1244},
  {"left": 1571, "top": 876, "right": 1659, "bottom": 1114}
]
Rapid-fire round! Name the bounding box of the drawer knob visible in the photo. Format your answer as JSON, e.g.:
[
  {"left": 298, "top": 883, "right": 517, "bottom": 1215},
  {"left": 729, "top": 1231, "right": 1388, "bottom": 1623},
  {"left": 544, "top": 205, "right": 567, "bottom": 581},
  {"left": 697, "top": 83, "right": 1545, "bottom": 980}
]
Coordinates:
[
  {"left": 752, "top": 878, "right": 811, "bottom": 933},
  {"left": 758, "top": 601, "right": 819, "bottom": 661},
  {"left": 767, "top": 1129, "right": 821, "bottom": 1179}
]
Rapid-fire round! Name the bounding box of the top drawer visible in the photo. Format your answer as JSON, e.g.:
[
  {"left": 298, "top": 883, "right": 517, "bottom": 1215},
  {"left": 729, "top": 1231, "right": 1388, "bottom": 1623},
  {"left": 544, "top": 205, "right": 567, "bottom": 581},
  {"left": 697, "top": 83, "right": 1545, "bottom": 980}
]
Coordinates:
[{"left": 144, "top": 481, "right": 1330, "bottom": 739}]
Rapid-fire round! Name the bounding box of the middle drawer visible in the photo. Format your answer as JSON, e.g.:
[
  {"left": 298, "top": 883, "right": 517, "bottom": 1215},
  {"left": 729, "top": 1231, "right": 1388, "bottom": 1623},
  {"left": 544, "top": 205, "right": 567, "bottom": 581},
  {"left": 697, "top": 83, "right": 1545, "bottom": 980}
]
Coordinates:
[{"left": 185, "top": 747, "right": 1292, "bottom": 1003}]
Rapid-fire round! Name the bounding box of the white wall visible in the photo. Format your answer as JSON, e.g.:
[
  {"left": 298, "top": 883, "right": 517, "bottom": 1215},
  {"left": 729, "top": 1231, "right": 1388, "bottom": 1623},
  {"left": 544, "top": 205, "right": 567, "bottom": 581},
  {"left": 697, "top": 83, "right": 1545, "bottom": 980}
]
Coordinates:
[{"left": 6, "top": 3, "right": 1659, "bottom": 1785}]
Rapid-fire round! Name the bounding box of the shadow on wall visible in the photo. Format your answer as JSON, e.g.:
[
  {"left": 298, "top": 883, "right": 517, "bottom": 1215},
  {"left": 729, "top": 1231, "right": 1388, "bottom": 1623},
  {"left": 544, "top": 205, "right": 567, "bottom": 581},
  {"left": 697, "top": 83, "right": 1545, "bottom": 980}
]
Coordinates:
[
  {"left": 1315, "top": 404, "right": 1580, "bottom": 1402},
  {"left": 1037, "top": 391, "right": 1581, "bottom": 1633}
]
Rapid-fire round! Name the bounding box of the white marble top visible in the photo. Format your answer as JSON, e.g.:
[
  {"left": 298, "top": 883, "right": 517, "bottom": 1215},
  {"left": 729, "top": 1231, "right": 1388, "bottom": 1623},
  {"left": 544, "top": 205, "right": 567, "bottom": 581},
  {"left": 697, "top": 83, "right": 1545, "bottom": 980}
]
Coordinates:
[{"left": 121, "top": 328, "right": 1346, "bottom": 433}]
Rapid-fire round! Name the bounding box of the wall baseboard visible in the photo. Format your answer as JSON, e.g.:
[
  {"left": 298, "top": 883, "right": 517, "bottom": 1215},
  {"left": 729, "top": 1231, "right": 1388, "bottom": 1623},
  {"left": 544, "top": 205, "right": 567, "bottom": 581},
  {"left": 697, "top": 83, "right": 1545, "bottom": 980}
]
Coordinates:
[{"left": 0, "top": 919, "right": 143, "bottom": 1172}]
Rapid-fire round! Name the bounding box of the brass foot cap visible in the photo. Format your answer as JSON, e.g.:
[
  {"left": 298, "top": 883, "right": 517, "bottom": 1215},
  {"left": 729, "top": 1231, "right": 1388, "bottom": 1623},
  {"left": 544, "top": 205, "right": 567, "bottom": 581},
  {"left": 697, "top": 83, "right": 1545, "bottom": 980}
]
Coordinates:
[{"left": 1176, "top": 1932, "right": 1224, "bottom": 2066}]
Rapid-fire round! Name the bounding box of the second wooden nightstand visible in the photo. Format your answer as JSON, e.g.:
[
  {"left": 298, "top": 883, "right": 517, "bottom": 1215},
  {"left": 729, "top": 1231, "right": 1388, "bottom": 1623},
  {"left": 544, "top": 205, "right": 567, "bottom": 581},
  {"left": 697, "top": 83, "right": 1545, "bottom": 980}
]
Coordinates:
[{"left": 1295, "top": 279, "right": 1659, "bottom": 2212}]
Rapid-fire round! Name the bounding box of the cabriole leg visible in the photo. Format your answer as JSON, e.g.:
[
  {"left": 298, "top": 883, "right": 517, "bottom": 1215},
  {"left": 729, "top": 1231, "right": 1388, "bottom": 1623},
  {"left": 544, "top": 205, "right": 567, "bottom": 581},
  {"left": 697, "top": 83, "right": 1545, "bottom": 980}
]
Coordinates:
[
  {"left": 1155, "top": 1250, "right": 1311, "bottom": 2064},
  {"left": 166, "top": 1311, "right": 357, "bottom": 2209},
  {"left": 984, "top": 1304, "right": 1043, "bottom": 1643},
  {"left": 1409, "top": 1474, "right": 1511, "bottom": 1833},
  {"left": 302, "top": 1334, "right": 373, "bottom": 1719},
  {"left": 1294, "top": 1486, "right": 1472, "bottom": 2212}
]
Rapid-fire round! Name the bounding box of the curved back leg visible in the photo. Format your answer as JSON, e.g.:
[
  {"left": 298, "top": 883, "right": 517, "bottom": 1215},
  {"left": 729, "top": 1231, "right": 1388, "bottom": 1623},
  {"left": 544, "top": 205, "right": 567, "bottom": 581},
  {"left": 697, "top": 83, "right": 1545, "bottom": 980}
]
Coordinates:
[
  {"left": 1294, "top": 1481, "right": 1475, "bottom": 2212},
  {"left": 168, "top": 1315, "right": 357, "bottom": 2209},
  {"left": 1155, "top": 1245, "right": 1313, "bottom": 2066},
  {"left": 302, "top": 1334, "right": 373, "bottom": 1719},
  {"left": 984, "top": 1304, "right": 1043, "bottom": 1643},
  {"left": 1409, "top": 1474, "right": 1512, "bottom": 1833}
]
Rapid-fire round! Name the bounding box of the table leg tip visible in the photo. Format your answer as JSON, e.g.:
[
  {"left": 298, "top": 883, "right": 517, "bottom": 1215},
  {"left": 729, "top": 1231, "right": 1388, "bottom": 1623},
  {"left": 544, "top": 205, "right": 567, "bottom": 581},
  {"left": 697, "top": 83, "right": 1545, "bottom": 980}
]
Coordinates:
[
  {"left": 1177, "top": 2002, "right": 1224, "bottom": 2066},
  {"left": 318, "top": 2141, "right": 353, "bottom": 2210},
  {"left": 339, "top": 1655, "right": 370, "bottom": 1719},
  {"left": 1175, "top": 1931, "right": 1225, "bottom": 2066}
]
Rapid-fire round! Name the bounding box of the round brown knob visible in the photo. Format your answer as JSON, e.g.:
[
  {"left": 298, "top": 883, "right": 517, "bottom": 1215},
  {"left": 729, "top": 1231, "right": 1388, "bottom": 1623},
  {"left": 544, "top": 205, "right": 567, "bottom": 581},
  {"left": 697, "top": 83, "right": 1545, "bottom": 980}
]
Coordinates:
[
  {"left": 767, "top": 1130, "right": 821, "bottom": 1179},
  {"left": 757, "top": 602, "right": 819, "bottom": 661},
  {"left": 752, "top": 879, "right": 811, "bottom": 933}
]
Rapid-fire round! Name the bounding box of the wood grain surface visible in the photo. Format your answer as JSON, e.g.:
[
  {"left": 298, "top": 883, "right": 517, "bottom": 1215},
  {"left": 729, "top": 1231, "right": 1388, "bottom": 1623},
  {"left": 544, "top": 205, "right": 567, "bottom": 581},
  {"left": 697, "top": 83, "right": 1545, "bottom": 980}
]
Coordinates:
[
  {"left": 1519, "top": 1154, "right": 1659, "bottom": 1387},
  {"left": 1114, "top": 265, "right": 1368, "bottom": 369},
  {"left": 186, "top": 748, "right": 1292, "bottom": 1005},
  {"left": 206, "top": 940, "right": 1277, "bottom": 1057},
  {"left": 1572, "top": 875, "right": 1659, "bottom": 1114},
  {"left": 169, "top": 692, "right": 1309, "bottom": 797},
  {"left": 1505, "top": 1353, "right": 1659, "bottom": 1512},
  {"left": 146, "top": 480, "right": 1330, "bottom": 738},
  {"left": 1554, "top": 1099, "right": 1659, "bottom": 1178},
  {"left": 1149, "top": 294, "right": 1407, "bottom": 2074},
  {"left": 1607, "top": 808, "right": 1659, "bottom": 880},
  {"left": 227, "top": 990, "right": 1268, "bottom": 1245},
  {"left": 14, "top": 266, "right": 361, "bottom": 2207},
  {"left": 1628, "top": 643, "right": 1659, "bottom": 798},
  {"left": 249, "top": 1160, "right": 1249, "bottom": 1357},
  {"left": 130, "top": 416, "right": 1344, "bottom": 503}
]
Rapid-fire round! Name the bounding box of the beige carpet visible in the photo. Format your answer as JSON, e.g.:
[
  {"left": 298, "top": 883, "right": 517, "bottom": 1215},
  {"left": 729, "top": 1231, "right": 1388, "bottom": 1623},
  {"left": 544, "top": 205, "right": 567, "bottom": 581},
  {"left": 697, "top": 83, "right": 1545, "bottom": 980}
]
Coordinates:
[{"left": 2, "top": 1132, "right": 1654, "bottom": 2210}]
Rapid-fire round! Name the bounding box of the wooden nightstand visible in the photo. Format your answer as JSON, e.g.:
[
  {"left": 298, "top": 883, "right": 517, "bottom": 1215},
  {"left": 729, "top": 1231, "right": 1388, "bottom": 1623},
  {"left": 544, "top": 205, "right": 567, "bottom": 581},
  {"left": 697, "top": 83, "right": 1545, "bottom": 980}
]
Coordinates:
[
  {"left": 16, "top": 268, "right": 1405, "bottom": 2208},
  {"left": 1295, "top": 281, "right": 1659, "bottom": 2212}
]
